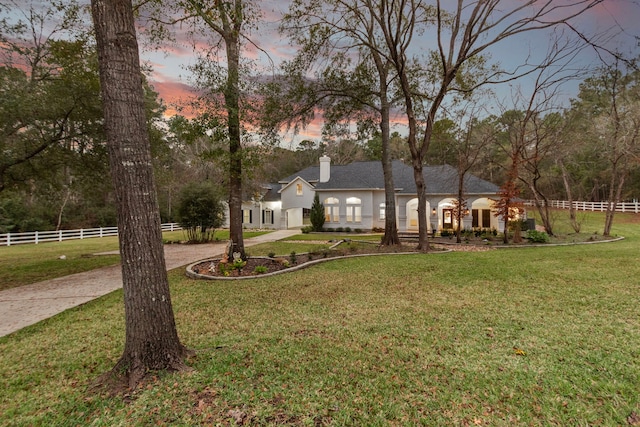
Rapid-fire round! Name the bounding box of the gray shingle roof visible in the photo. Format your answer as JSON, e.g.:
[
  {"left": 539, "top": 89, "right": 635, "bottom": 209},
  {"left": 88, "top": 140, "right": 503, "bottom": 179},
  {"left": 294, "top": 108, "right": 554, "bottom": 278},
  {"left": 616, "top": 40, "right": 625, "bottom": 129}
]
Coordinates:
[
  {"left": 262, "top": 183, "right": 282, "bottom": 202},
  {"left": 279, "top": 166, "right": 320, "bottom": 184},
  {"left": 282, "top": 160, "right": 499, "bottom": 195}
]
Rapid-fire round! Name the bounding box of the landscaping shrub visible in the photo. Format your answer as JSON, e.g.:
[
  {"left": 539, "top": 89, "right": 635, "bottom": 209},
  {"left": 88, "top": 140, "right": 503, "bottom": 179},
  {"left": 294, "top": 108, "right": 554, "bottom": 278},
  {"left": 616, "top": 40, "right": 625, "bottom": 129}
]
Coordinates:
[
  {"left": 526, "top": 229, "right": 550, "bottom": 243},
  {"left": 177, "top": 182, "right": 225, "bottom": 243}
]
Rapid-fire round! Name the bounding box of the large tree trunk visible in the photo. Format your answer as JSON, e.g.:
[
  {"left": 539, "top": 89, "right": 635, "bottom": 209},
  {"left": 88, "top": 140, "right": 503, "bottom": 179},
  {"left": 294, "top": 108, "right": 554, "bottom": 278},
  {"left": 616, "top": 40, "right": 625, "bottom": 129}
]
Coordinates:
[
  {"left": 91, "top": 0, "right": 189, "bottom": 389},
  {"left": 411, "top": 158, "right": 429, "bottom": 251},
  {"left": 224, "top": 19, "right": 246, "bottom": 260},
  {"left": 379, "top": 83, "right": 400, "bottom": 246}
]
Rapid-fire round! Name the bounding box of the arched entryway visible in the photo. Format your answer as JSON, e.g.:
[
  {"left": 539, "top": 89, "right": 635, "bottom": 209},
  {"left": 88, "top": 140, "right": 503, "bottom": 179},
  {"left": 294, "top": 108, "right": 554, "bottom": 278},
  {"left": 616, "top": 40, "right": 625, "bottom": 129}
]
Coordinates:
[
  {"left": 405, "top": 198, "right": 432, "bottom": 232},
  {"left": 470, "top": 198, "right": 498, "bottom": 230}
]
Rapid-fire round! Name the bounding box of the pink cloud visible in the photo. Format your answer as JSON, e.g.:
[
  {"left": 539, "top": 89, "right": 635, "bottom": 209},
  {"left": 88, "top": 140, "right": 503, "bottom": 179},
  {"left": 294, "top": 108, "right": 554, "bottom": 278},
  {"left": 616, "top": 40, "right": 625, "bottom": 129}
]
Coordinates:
[{"left": 148, "top": 80, "right": 199, "bottom": 118}]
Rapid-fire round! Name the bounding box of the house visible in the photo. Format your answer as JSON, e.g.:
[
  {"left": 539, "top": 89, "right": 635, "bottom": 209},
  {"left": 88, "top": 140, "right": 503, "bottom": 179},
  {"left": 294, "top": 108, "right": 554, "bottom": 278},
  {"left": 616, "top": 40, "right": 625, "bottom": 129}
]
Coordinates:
[{"left": 240, "top": 156, "right": 504, "bottom": 232}]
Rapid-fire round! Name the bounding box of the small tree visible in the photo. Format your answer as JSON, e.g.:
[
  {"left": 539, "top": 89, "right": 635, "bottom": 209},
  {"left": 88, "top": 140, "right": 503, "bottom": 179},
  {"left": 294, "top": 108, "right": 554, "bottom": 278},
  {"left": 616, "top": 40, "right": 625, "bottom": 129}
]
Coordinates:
[
  {"left": 310, "top": 193, "right": 325, "bottom": 232},
  {"left": 177, "top": 183, "right": 225, "bottom": 243},
  {"left": 493, "top": 174, "right": 524, "bottom": 244}
]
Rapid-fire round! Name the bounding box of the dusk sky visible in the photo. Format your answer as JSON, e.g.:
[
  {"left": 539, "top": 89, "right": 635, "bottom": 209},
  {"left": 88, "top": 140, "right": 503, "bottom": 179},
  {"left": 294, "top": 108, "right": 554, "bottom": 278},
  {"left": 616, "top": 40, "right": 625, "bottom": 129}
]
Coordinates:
[
  {"left": 4, "top": 1, "right": 639, "bottom": 137},
  {"left": 136, "top": 1, "right": 639, "bottom": 145}
]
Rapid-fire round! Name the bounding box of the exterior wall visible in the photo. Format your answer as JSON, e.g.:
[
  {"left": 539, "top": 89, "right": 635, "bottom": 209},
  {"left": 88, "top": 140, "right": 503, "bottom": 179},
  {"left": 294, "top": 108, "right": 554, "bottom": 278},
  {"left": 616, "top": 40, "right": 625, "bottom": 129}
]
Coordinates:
[
  {"left": 280, "top": 178, "right": 315, "bottom": 209},
  {"left": 317, "top": 190, "right": 375, "bottom": 230},
  {"left": 247, "top": 176, "right": 501, "bottom": 232},
  {"left": 238, "top": 201, "right": 282, "bottom": 229},
  {"left": 371, "top": 191, "right": 387, "bottom": 230},
  {"left": 400, "top": 196, "right": 435, "bottom": 232},
  {"left": 285, "top": 207, "right": 304, "bottom": 228},
  {"left": 259, "top": 201, "right": 282, "bottom": 229},
  {"left": 425, "top": 196, "right": 503, "bottom": 232},
  {"left": 240, "top": 202, "right": 259, "bottom": 229},
  {"left": 280, "top": 178, "right": 315, "bottom": 229},
  {"left": 469, "top": 197, "right": 503, "bottom": 231},
  {"left": 395, "top": 195, "right": 502, "bottom": 233},
  {"left": 431, "top": 198, "right": 471, "bottom": 231}
]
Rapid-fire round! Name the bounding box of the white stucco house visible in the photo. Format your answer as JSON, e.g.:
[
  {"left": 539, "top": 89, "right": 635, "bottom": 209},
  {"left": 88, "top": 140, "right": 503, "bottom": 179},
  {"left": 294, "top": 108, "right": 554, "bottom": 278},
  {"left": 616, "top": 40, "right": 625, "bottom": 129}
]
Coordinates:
[{"left": 238, "top": 156, "right": 504, "bottom": 232}]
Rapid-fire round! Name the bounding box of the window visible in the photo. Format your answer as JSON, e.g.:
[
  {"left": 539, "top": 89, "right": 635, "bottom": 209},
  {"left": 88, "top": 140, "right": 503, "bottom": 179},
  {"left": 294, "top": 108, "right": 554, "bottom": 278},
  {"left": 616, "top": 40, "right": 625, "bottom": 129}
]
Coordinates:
[
  {"left": 262, "top": 209, "right": 273, "bottom": 225},
  {"left": 324, "top": 197, "right": 339, "bottom": 222},
  {"left": 296, "top": 183, "right": 303, "bottom": 196},
  {"left": 482, "top": 209, "right": 491, "bottom": 228},
  {"left": 243, "top": 209, "right": 252, "bottom": 224},
  {"left": 379, "top": 203, "right": 386, "bottom": 220},
  {"left": 346, "top": 197, "right": 362, "bottom": 223},
  {"left": 472, "top": 209, "right": 491, "bottom": 228}
]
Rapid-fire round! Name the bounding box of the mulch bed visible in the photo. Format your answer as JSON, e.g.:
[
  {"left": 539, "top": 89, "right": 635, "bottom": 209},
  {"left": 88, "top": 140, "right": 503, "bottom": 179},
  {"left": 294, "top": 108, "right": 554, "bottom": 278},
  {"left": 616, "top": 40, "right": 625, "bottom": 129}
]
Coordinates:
[
  {"left": 190, "top": 257, "right": 292, "bottom": 277},
  {"left": 188, "top": 242, "right": 441, "bottom": 278},
  {"left": 188, "top": 241, "right": 498, "bottom": 280}
]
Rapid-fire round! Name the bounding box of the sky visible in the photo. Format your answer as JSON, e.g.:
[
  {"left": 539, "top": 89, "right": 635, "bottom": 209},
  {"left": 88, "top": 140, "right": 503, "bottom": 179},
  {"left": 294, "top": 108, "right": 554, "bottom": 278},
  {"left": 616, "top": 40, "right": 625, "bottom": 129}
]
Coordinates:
[
  {"left": 4, "top": 1, "right": 640, "bottom": 145},
  {"left": 136, "top": 0, "right": 640, "bottom": 145}
]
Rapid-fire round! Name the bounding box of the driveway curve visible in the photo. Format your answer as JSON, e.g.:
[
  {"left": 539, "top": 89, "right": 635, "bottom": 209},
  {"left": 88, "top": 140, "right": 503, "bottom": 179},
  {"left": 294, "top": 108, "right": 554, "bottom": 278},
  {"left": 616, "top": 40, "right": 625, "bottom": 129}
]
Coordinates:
[{"left": 0, "top": 230, "right": 299, "bottom": 337}]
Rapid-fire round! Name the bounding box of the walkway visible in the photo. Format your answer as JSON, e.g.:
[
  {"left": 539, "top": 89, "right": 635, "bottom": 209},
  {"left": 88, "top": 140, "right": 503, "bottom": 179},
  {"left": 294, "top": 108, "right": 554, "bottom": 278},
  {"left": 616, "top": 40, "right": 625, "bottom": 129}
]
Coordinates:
[{"left": 0, "top": 229, "right": 299, "bottom": 337}]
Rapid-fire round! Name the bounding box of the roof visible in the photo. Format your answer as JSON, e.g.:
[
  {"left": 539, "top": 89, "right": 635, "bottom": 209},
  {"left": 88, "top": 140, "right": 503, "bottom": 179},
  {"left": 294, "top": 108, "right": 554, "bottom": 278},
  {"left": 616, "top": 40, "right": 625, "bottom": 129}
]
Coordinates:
[
  {"left": 281, "top": 160, "right": 499, "bottom": 195},
  {"left": 279, "top": 165, "right": 320, "bottom": 185},
  {"left": 262, "top": 184, "right": 282, "bottom": 202}
]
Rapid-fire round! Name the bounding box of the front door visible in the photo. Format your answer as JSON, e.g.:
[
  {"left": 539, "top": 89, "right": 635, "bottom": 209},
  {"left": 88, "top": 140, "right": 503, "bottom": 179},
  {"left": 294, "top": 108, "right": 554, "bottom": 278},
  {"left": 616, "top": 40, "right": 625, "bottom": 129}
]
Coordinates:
[{"left": 443, "top": 209, "right": 454, "bottom": 229}]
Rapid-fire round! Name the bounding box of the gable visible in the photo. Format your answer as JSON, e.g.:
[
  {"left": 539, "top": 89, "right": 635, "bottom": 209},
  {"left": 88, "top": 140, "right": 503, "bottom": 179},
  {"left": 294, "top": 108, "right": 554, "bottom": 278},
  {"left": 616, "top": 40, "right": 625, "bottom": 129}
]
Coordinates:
[{"left": 278, "top": 176, "right": 313, "bottom": 194}]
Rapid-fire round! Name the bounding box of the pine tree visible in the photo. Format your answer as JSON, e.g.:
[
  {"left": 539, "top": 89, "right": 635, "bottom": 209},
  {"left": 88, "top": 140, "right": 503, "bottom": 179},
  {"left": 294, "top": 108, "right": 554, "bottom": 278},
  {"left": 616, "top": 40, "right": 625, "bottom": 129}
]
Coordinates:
[{"left": 310, "top": 193, "right": 325, "bottom": 232}]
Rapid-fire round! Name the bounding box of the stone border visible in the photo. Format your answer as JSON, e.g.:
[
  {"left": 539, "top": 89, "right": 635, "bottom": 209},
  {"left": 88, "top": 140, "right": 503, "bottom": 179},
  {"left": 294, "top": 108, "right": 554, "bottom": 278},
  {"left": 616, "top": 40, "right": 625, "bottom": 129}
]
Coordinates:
[
  {"left": 492, "top": 235, "right": 625, "bottom": 249},
  {"left": 185, "top": 235, "right": 624, "bottom": 280},
  {"left": 186, "top": 250, "right": 452, "bottom": 281}
]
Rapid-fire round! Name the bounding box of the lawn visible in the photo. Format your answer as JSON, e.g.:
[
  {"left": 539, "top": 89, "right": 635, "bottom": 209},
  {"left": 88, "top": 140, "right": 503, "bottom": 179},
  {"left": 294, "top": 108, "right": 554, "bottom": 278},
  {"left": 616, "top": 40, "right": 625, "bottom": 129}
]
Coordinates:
[
  {"left": 0, "top": 211, "right": 639, "bottom": 425},
  {"left": 0, "top": 229, "right": 267, "bottom": 291}
]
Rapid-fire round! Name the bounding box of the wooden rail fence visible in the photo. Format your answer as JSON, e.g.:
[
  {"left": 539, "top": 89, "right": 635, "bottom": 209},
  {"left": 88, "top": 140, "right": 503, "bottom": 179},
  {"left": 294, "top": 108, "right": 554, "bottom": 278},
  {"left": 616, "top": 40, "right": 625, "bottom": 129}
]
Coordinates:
[
  {"left": 0, "top": 223, "right": 182, "bottom": 246},
  {"left": 524, "top": 200, "right": 640, "bottom": 214}
]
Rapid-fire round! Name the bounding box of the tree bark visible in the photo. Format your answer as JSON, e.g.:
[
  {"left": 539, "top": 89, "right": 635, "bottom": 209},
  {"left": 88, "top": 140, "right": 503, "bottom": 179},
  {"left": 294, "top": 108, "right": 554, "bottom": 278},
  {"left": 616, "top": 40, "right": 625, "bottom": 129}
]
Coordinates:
[
  {"left": 527, "top": 181, "right": 554, "bottom": 236},
  {"left": 604, "top": 166, "right": 625, "bottom": 236},
  {"left": 378, "top": 73, "right": 400, "bottom": 246},
  {"left": 411, "top": 156, "right": 430, "bottom": 251},
  {"left": 225, "top": 29, "right": 246, "bottom": 259},
  {"left": 559, "top": 159, "right": 580, "bottom": 233},
  {"left": 91, "top": 0, "right": 189, "bottom": 389},
  {"left": 456, "top": 171, "right": 465, "bottom": 244}
]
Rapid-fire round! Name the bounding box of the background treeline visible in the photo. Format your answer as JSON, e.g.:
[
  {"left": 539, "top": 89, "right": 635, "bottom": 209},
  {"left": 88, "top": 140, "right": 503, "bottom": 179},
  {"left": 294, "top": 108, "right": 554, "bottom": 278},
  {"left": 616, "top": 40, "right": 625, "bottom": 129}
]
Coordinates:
[{"left": 1, "top": 2, "right": 638, "bottom": 233}]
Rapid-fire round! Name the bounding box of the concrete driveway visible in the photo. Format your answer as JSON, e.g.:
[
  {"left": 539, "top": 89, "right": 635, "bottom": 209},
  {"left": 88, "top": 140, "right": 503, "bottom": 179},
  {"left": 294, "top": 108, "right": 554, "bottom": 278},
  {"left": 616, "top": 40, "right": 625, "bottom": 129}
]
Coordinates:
[{"left": 0, "top": 229, "right": 299, "bottom": 337}]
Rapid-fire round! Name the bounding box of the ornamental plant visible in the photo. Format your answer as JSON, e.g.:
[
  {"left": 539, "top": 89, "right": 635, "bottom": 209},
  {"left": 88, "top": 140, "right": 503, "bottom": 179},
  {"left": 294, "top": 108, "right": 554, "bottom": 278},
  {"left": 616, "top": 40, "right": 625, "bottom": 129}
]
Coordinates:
[{"left": 310, "top": 193, "right": 325, "bottom": 232}]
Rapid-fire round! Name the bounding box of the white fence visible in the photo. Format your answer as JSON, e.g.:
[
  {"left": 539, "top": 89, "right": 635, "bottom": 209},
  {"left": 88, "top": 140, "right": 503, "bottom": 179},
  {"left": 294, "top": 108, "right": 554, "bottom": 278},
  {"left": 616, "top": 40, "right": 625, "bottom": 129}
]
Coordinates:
[
  {"left": 0, "top": 223, "right": 182, "bottom": 247},
  {"left": 525, "top": 200, "right": 640, "bottom": 214}
]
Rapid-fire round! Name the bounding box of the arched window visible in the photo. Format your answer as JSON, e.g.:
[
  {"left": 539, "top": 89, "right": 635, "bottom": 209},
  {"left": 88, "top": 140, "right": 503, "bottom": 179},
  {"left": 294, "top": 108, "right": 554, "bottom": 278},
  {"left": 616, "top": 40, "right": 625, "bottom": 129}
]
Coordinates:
[
  {"left": 346, "top": 197, "right": 361, "bottom": 223},
  {"left": 324, "top": 197, "right": 339, "bottom": 222}
]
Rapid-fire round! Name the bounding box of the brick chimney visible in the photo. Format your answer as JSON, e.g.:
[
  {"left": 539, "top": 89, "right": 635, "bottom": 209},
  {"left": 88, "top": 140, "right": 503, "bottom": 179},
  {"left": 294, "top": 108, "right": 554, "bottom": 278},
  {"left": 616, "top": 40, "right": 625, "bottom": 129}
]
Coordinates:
[{"left": 319, "top": 155, "right": 331, "bottom": 183}]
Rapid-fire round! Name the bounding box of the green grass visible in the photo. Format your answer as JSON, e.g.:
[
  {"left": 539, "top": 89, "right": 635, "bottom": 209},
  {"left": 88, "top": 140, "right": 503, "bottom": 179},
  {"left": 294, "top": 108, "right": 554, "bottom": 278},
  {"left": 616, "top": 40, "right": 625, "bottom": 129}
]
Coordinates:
[
  {"left": 246, "top": 232, "right": 385, "bottom": 257},
  {"left": 163, "top": 229, "right": 270, "bottom": 243},
  {"left": 0, "top": 229, "right": 269, "bottom": 291},
  {"left": 0, "top": 236, "right": 122, "bottom": 291},
  {"left": 248, "top": 241, "right": 334, "bottom": 256},
  {"left": 289, "top": 232, "right": 383, "bottom": 242},
  {"left": 1, "top": 213, "right": 639, "bottom": 425}
]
